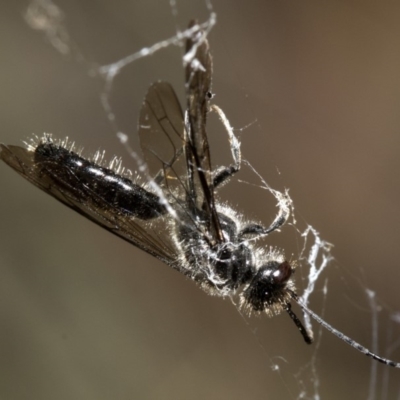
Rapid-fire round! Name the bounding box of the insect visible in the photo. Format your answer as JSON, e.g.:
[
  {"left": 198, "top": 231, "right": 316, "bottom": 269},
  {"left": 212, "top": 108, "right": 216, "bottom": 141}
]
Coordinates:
[{"left": 1, "top": 21, "right": 399, "bottom": 368}]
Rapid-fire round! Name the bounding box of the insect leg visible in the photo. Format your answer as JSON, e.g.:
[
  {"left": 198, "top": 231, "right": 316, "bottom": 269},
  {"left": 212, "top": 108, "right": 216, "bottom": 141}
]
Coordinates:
[
  {"left": 210, "top": 104, "right": 242, "bottom": 189},
  {"left": 239, "top": 211, "right": 289, "bottom": 239}
]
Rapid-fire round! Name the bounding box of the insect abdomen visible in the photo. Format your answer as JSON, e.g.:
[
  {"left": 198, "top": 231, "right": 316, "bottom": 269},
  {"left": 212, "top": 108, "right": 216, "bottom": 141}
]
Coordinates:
[{"left": 34, "top": 141, "right": 166, "bottom": 220}]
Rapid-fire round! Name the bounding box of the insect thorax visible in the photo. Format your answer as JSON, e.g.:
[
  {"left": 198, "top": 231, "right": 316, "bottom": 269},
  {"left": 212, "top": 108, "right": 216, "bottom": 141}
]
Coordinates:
[{"left": 176, "top": 209, "right": 255, "bottom": 297}]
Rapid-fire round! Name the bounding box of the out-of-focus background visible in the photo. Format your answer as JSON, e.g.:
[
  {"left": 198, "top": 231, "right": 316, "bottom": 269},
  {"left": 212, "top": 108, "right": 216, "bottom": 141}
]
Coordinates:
[{"left": 1, "top": 1, "right": 400, "bottom": 399}]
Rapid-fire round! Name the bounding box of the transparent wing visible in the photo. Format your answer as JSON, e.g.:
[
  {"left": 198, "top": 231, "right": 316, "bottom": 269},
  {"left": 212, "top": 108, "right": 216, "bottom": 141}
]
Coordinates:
[
  {"left": 138, "top": 81, "right": 189, "bottom": 195},
  {"left": 0, "top": 144, "right": 180, "bottom": 268},
  {"left": 138, "top": 22, "right": 225, "bottom": 246},
  {"left": 184, "top": 20, "right": 224, "bottom": 244}
]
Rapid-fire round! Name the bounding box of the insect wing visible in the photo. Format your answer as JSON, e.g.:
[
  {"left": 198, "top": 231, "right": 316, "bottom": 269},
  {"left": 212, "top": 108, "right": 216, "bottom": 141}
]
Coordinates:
[
  {"left": 0, "top": 144, "right": 180, "bottom": 267},
  {"left": 184, "top": 21, "right": 224, "bottom": 244},
  {"left": 138, "top": 81, "right": 188, "bottom": 195}
]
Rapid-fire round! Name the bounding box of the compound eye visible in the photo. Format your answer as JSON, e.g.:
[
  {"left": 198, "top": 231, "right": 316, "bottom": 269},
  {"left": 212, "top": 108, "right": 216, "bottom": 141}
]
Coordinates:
[
  {"left": 271, "top": 260, "right": 293, "bottom": 285},
  {"left": 245, "top": 260, "right": 294, "bottom": 312}
]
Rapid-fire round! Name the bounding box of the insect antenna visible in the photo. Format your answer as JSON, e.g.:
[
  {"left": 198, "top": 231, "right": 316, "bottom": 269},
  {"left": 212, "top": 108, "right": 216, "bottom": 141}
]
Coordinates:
[
  {"left": 284, "top": 303, "right": 313, "bottom": 344},
  {"left": 288, "top": 290, "right": 400, "bottom": 368}
]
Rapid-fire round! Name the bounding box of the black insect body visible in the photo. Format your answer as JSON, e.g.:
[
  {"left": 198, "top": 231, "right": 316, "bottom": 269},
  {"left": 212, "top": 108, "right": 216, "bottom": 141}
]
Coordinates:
[
  {"left": 35, "top": 140, "right": 167, "bottom": 220},
  {"left": 1, "top": 21, "right": 400, "bottom": 368}
]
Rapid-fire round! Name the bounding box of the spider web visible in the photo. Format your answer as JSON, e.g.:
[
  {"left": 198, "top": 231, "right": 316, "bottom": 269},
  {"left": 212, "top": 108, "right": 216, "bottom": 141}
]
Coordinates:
[{"left": 1, "top": 1, "right": 399, "bottom": 399}]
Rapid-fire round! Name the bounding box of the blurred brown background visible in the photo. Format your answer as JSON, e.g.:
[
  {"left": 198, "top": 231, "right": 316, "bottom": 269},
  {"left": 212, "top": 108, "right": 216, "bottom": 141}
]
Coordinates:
[{"left": 1, "top": 1, "right": 400, "bottom": 399}]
